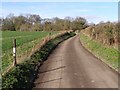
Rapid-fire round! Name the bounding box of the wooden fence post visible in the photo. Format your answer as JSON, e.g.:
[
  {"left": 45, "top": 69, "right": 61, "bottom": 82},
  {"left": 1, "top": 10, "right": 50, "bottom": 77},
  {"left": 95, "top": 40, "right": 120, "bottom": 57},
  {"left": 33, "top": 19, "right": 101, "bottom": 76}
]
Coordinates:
[
  {"left": 13, "top": 39, "right": 17, "bottom": 66},
  {"left": 48, "top": 32, "right": 51, "bottom": 39}
]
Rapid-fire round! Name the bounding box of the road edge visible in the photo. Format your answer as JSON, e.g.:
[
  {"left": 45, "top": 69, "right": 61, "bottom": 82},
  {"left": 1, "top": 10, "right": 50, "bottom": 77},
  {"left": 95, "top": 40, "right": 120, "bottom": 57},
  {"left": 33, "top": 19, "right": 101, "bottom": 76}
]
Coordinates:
[{"left": 79, "top": 34, "right": 119, "bottom": 74}]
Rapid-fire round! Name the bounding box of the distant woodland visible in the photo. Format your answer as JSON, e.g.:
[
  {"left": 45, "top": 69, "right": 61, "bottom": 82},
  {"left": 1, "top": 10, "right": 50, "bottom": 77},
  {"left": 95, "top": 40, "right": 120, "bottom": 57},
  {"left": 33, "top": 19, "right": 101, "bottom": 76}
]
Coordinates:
[
  {"left": 0, "top": 14, "right": 88, "bottom": 31},
  {"left": 0, "top": 14, "right": 119, "bottom": 47}
]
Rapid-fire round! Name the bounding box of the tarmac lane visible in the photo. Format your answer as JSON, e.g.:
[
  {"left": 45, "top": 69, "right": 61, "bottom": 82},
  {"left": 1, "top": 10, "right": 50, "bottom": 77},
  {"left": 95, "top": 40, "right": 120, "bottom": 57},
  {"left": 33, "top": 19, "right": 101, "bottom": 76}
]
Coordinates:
[{"left": 32, "top": 35, "right": 118, "bottom": 89}]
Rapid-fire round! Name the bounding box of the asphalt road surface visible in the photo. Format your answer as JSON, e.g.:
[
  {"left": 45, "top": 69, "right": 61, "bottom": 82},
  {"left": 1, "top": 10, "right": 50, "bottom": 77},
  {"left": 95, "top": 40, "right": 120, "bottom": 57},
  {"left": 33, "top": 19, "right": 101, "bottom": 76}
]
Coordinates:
[{"left": 32, "top": 35, "right": 118, "bottom": 88}]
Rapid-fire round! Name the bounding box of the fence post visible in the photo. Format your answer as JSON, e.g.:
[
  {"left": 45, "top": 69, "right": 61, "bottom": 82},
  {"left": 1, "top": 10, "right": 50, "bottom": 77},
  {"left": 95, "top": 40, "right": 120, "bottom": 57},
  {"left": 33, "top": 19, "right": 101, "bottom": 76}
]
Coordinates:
[
  {"left": 13, "top": 39, "right": 17, "bottom": 66},
  {"left": 49, "top": 32, "right": 51, "bottom": 39}
]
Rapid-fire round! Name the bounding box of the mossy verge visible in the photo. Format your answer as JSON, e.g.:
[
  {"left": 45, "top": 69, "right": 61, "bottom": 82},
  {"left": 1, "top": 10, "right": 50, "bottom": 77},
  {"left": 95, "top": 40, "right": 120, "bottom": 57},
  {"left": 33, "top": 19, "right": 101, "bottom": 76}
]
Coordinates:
[{"left": 2, "top": 32, "right": 76, "bottom": 90}]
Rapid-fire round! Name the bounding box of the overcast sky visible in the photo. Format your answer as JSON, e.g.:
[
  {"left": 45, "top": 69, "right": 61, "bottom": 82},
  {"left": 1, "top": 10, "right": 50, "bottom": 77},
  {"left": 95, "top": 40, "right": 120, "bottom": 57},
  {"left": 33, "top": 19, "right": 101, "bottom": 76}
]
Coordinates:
[{"left": 1, "top": 2, "right": 118, "bottom": 24}]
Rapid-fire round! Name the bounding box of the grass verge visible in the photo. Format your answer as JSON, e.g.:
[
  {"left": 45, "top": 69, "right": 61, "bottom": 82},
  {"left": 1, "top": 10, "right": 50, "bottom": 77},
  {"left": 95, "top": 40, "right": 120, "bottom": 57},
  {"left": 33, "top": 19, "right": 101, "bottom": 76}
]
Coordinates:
[
  {"left": 80, "top": 32, "right": 119, "bottom": 72},
  {"left": 2, "top": 32, "right": 75, "bottom": 90}
]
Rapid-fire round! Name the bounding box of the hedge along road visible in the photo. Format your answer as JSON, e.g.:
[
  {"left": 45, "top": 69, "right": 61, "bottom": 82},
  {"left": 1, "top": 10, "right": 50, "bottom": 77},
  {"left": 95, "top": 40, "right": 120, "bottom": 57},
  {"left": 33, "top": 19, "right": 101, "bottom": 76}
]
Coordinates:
[{"left": 32, "top": 35, "right": 118, "bottom": 88}]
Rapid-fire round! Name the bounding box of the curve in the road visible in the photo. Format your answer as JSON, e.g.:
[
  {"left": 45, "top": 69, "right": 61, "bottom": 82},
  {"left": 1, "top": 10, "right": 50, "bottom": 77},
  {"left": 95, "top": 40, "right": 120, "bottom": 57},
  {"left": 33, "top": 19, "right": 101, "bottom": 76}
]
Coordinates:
[{"left": 32, "top": 35, "right": 118, "bottom": 88}]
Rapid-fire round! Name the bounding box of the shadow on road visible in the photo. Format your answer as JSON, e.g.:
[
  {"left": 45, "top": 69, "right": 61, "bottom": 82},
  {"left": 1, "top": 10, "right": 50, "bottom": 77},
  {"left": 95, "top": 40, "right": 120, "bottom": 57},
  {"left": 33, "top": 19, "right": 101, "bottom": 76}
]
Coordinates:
[{"left": 39, "top": 66, "right": 65, "bottom": 74}]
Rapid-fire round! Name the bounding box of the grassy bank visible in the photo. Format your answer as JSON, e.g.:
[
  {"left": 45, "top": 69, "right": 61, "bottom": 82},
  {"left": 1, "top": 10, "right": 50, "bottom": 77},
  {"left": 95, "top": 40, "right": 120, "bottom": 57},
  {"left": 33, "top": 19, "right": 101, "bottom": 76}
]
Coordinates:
[
  {"left": 2, "top": 32, "right": 75, "bottom": 89},
  {"left": 80, "top": 32, "right": 118, "bottom": 71}
]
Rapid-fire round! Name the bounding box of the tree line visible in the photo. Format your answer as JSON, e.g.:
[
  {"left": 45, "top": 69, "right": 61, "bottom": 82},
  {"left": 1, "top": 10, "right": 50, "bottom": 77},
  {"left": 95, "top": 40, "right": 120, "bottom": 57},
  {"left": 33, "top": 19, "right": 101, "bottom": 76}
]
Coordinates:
[
  {"left": 1, "top": 14, "right": 119, "bottom": 47},
  {"left": 81, "top": 21, "right": 120, "bottom": 47},
  {"left": 0, "top": 14, "right": 88, "bottom": 31}
]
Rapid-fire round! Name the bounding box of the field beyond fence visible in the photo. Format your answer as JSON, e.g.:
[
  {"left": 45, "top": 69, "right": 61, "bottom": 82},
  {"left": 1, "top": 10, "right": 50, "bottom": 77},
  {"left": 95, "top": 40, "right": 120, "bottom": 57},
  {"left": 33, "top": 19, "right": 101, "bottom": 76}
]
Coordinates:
[{"left": 1, "top": 31, "right": 59, "bottom": 75}]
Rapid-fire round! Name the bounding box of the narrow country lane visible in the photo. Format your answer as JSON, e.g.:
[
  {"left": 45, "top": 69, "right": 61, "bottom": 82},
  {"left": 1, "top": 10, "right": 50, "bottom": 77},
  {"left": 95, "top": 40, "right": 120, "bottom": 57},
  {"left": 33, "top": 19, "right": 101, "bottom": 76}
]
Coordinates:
[{"left": 32, "top": 35, "right": 118, "bottom": 88}]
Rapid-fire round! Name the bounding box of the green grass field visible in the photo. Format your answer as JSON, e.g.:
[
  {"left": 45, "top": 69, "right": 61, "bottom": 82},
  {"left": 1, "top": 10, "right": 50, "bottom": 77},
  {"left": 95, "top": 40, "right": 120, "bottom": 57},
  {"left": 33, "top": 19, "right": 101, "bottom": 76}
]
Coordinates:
[
  {"left": 1, "top": 31, "right": 58, "bottom": 73},
  {"left": 80, "top": 32, "right": 119, "bottom": 71}
]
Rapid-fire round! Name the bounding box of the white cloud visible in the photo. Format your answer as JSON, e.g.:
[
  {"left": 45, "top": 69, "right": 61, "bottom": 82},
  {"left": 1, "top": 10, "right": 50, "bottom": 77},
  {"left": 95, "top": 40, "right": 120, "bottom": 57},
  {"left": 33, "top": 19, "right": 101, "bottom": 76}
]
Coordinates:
[
  {"left": 81, "top": 15, "right": 117, "bottom": 24},
  {"left": 82, "top": 15, "right": 101, "bottom": 19},
  {"left": 80, "top": 15, "right": 103, "bottom": 23}
]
